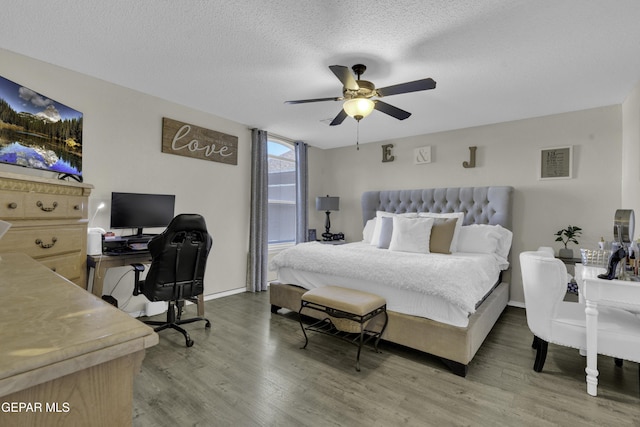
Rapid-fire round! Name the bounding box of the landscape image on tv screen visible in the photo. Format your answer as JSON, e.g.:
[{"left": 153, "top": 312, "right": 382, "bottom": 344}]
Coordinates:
[{"left": 0, "top": 75, "right": 83, "bottom": 180}]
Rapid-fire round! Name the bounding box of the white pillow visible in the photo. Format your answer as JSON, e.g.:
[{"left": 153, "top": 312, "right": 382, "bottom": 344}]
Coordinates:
[
  {"left": 377, "top": 216, "right": 394, "bottom": 249},
  {"left": 417, "top": 212, "right": 464, "bottom": 252},
  {"left": 389, "top": 216, "right": 434, "bottom": 253},
  {"left": 370, "top": 211, "right": 417, "bottom": 246},
  {"left": 457, "top": 224, "right": 512, "bottom": 256},
  {"left": 493, "top": 224, "right": 513, "bottom": 259},
  {"left": 362, "top": 219, "right": 376, "bottom": 243}
]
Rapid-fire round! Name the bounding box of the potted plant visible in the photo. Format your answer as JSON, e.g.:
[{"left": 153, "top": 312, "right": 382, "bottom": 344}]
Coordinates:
[{"left": 555, "top": 225, "right": 582, "bottom": 258}]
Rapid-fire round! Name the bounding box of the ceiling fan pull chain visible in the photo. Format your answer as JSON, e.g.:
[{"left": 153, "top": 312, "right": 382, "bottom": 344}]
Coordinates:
[{"left": 356, "top": 122, "right": 360, "bottom": 151}]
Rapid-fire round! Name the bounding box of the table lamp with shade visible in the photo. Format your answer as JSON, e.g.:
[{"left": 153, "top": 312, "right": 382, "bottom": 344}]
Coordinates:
[{"left": 316, "top": 195, "right": 339, "bottom": 241}]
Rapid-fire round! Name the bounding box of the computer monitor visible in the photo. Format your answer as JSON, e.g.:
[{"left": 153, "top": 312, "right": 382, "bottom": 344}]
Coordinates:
[{"left": 110, "top": 192, "right": 175, "bottom": 237}]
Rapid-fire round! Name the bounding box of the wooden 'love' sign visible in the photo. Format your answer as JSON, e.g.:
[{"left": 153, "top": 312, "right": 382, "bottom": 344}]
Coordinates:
[{"left": 162, "top": 117, "right": 238, "bottom": 165}]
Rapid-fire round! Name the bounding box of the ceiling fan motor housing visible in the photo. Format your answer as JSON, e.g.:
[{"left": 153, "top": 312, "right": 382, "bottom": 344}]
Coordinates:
[{"left": 344, "top": 80, "right": 376, "bottom": 99}]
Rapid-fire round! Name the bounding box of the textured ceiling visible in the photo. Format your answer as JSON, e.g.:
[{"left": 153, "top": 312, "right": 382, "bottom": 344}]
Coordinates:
[{"left": 1, "top": 1, "right": 640, "bottom": 149}]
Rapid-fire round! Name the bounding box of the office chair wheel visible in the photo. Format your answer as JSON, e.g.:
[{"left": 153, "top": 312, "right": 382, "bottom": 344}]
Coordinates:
[{"left": 186, "top": 339, "right": 194, "bottom": 347}]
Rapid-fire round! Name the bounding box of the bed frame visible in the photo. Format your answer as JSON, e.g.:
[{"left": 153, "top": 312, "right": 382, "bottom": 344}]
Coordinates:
[{"left": 270, "top": 186, "right": 513, "bottom": 376}]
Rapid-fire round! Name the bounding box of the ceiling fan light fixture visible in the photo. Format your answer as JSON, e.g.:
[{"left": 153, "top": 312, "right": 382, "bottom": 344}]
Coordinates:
[{"left": 343, "top": 98, "right": 374, "bottom": 121}]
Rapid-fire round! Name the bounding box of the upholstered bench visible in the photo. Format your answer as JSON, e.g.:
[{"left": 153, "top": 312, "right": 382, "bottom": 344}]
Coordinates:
[{"left": 299, "top": 286, "right": 388, "bottom": 371}]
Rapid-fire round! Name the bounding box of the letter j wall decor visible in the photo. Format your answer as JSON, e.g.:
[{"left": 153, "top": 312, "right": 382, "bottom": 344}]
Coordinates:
[{"left": 161, "top": 117, "right": 238, "bottom": 165}]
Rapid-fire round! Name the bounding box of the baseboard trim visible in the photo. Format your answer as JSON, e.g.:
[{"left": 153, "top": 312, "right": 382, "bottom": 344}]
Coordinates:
[{"left": 202, "top": 287, "right": 245, "bottom": 302}]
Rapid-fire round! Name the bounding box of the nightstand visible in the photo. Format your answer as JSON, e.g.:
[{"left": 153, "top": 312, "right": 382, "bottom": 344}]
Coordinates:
[{"left": 320, "top": 240, "right": 346, "bottom": 245}]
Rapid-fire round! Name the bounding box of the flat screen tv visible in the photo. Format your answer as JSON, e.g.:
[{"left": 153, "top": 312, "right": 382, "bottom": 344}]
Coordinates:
[
  {"left": 110, "top": 192, "right": 176, "bottom": 237},
  {"left": 0, "top": 75, "right": 83, "bottom": 181}
]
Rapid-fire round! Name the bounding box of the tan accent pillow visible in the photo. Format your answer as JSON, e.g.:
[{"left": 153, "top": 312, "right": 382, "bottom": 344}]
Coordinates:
[
  {"left": 418, "top": 212, "right": 464, "bottom": 252},
  {"left": 429, "top": 218, "right": 457, "bottom": 254}
]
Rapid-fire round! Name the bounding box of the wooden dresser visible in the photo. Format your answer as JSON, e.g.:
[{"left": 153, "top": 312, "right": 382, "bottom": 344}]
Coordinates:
[
  {"left": 0, "top": 253, "right": 158, "bottom": 427},
  {"left": 0, "top": 171, "right": 93, "bottom": 288}
]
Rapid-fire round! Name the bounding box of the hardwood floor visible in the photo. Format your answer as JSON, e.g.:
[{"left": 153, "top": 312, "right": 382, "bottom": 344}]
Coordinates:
[{"left": 133, "top": 291, "right": 640, "bottom": 426}]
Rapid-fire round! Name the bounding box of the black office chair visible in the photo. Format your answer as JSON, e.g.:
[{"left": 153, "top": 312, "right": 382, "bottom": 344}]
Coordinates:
[{"left": 132, "top": 213, "right": 212, "bottom": 347}]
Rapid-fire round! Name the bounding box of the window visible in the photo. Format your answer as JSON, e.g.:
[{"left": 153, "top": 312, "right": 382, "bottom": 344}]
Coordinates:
[{"left": 268, "top": 138, "right": 296, "bottom": 245}]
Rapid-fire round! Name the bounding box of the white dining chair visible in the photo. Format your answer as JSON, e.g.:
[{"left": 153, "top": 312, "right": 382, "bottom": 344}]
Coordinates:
[{"left": 520, "top": 250, "right": 640, "bottom": 376}]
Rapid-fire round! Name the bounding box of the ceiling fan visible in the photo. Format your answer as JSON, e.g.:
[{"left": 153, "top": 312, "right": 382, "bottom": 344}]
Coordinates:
[{"left": 285, "top": 64, "right": 436, "bottom": 126}]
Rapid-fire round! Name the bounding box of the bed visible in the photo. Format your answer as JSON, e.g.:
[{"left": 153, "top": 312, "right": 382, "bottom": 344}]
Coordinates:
[{"left": 269, "top": 186, "right": 513, "bottom": 376}]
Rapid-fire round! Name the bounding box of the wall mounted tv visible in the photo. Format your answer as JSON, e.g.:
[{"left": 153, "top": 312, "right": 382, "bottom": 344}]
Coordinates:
[
  {"left": 0, "top": 75, "right": 83, "bottom": 181},
  {"left": 110, "top": 192, "right": 176, "bottom": 237}
]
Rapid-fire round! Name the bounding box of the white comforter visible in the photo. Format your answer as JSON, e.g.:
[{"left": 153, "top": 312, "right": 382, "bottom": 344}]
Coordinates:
[{"left": 269, "top": 242, "right": 506, "bottom": 314}]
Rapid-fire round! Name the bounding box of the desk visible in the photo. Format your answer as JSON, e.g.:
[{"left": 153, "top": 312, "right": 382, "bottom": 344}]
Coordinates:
[
  {"left": 574, "top": 263, "right": 606, "bottom": 304},
  {"left": 87, "top": 253, "right": 205, "bottom": 317},
  {"left": 0, "top": 253, "right": 158, "bottom": 426},
  {"left": 583, "top": 277, "right": 640, "bottom": 396},
  {"left": 87, "top": 252, "right": 152, "bottom": 297}
]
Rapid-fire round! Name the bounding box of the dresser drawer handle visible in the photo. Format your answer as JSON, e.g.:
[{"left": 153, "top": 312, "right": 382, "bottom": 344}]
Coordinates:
[
  {"left": 36, "top": 201, "right": 58, "bottom": 212},
  {"left": 73, "top": 204, "right": 81, "bottom": 210},
  {"left": 8, "top": 202, "right": 17, "bottom": 209},
  {"left": 35, "top": 237, "right": 58, "bottom": 249},
  {"left": 36, "top": 200, "right": 58, "bottom": 212}
]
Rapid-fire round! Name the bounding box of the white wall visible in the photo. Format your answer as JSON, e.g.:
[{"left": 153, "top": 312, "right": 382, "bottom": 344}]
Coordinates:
[
  {"left": 308, "top": 106, "right": 623, "bottom": 304},
  {"left": 622, "top": 79, "right": 640, "bottom": 216},
  {"left": 0, "top": 48, "right": 250, "bottom": 298},
  {"left": 4, "top": 46, "right": 634, "bottom": 307}
]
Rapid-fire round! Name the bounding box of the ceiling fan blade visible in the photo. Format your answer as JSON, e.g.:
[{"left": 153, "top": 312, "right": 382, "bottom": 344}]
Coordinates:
[
  {"left": 376, "top": 78, "right": 436, "bottom": 97},
  {"left": 374, "top": 100, "right": 411, "bottom": 120},
  {"left": 329, "top": 109, "right": 348, "bottom": 126},
  {"left": 329, "top": 65, "right": 359, "bottom": 91},
  {"left": 285, "top": 97, "right": 342, "bottom": 104}
]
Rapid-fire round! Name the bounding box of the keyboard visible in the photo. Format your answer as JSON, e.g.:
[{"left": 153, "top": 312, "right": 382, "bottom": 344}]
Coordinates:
[
  {"left": 128, "top": 242, "right": 148, "bottom": 251},
  {"left": 103, "top": 245, "right": 149, "bottom": 256}
]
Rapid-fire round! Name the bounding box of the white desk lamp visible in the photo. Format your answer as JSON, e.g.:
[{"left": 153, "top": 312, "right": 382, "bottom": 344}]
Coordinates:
[
  {"left": 87, "top": 202, "right": 105, "bottom": 256},
  {"left": 89, "top": 202, "right": 105, "bottom": 227}
]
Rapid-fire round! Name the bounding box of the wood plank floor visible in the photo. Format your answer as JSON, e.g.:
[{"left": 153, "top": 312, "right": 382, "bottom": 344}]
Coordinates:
[{"left": 133, "top": 291, "right": 640, "bottom": 426}]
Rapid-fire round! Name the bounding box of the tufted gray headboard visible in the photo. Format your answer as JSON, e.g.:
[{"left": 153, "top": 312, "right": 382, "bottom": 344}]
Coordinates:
[{"left": 361, "top": 186, "right": 513, "bottom": 230}]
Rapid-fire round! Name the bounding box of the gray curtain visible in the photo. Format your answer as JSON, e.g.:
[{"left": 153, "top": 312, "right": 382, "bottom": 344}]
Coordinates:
[
  {"left": 247, "top": 129, "right": 268, "bottom": 292},
  {"left": 295, "top": 141, "right": 309, "bottom": 244}
]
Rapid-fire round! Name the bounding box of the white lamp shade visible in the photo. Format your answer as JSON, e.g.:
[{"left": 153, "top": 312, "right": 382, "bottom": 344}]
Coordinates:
[{"left": 343, "top": 98, "right": 375, "bottom": 120}]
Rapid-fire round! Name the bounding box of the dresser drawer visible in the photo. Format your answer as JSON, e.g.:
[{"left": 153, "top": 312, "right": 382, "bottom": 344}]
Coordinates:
[
  {"left": 0, "top": 225, "right": 85, "bottom": 258},
  {"left": 23, "top": 193, "right": 70, "bottom": 219},
  {"left": 67, "top": 196, "right": 87, "bottom": 218},
  {"left": 39, "top": 253, "right": 83, "bottom": 282},
  {"left": 0, "top": 190, "right": 25, "bottom": 218}
]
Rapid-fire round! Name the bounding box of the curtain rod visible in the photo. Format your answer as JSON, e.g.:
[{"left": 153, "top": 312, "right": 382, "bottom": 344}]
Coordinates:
[
  {"left": 269, "top": 132, "right": 298, "bottom": 144},
  {"left": 248, "top": 128, "right": 300, "bottom": 144}
]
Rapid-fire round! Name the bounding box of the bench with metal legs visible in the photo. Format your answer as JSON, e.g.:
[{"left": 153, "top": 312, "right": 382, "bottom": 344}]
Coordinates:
[{"left": 298, "top": 286, "right": 388, "bottom": 371}]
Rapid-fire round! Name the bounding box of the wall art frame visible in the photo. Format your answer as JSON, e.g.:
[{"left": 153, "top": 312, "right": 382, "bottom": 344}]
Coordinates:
[
  {"left": 161, "top": 117, "right": 238, "bottom": 165},
  {"left": 539, "top": 145, "right": 573, "bottom": 180}
]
